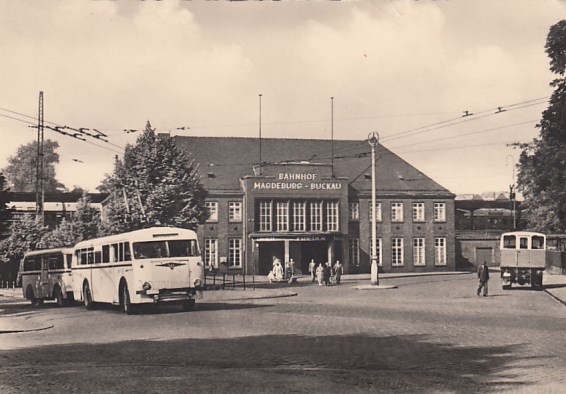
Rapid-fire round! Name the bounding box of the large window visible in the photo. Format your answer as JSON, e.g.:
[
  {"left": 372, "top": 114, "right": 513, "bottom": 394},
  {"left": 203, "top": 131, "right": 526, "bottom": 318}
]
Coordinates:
[
  {"left": 434, "top": 203, "right": 446, "bottom": 222},
  {"left": 259, "top": 201, "right": 272, "bottom": 232},
  {"left": 392, "top": 238, "right": 404, "bottom": 266},
  {"left": 391, "top": 203, "right": 403, "bottom": 222},
  {"left": 369, "top": 238, "right": 382, "bottom": 266},
  {"left": 132, "top": 240, "right": 198, "bottom": 260},
  {"left": 349, "top": 238, "right": 360, "bottom": 267},
  {"left": 369, "top": 202, "right": 382, "bottom": 222},
  {"left": 205, "top": 201, "right": 218, "bottom": 222},
  {"left": 293, "top": 201, "right": 306, "bottom": 231},
  {"left": 229, "top": 202, "right": 242, "bottom": 222},
  {"left": 413, "top": 238, "right": 425, "bottom": 266},
  {"left": 326, "top": 201, "right": 339, "bottom": 231},
  {"left": 276, "top": 201, "right": 289, "bottom": 232},
  {"left": 413, "top": 203, "right": 425, "bottom": 222},
  {"left": 310, "top": 201, "right": 323, "bottom": 231},
  {"left": 204, "top": 238, "right": 218, "bottom": 269},
  {"left": 434, "top": 238, "right": 446, "bottom": 266},
  {"left": 229, "top": 238, "right": 242, "bottom": 268},
  {"left": 349, "top": 202, "right": 359, "bottom": 221}
]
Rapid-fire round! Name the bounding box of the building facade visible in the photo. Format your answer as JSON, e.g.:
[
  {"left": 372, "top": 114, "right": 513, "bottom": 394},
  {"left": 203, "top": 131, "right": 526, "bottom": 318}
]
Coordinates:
[{"left": 174, "top": 136, "right": 456, "bottom": 275}]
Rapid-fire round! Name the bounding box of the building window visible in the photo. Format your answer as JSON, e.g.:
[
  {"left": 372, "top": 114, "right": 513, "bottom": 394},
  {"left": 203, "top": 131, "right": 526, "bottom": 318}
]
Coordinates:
[
  {"left": 412, "top": 202, "right": 425, "bottom": 222},
  {"left": 276, "top": 201, "right": 289, "bottom": 232},
  {"left": 413, "top": 238, "right": 425, "bottom": 266},
  {"left": 391, "top": 203, "right": 403, "bottom": 222},
  {"left": 205, "top": 201, "right": 218, "bottom": 222},
  {"left": 229, "top": 202, "right": 242, "bottom": 222},
  {"left": 349, "top": 238, "right": 360, "bottom": 267},
  {"left": 259, "top": 201, "right": 272, "bottom": 232},
  {"left": 310, "top": 201, "right": 323, "bottom": 231},
  {"left": 326, "top": 201, "right": 339, "bottom": 231},
  {"left": 392, "top": 238, "right": 404, "bottom": 266},
  {"left": 434, "top": 203, "right": 446, "bottom": 222},
  {"left": 349, "top": 202, "right": 359, "bottom": 221},
  {"left": 228, "top": 238, "right": 242, "bottom": 268},
  {"left": 369, "top": 238, "right": 382, "bottom": 266},
  {"left": 293, "top": 201, "right": 306, "bottom": 231},
  {"left": 369, "top": 202, "right": 382, "bottom": 222},
  {"left": 204, "top": 238, "right": 218, "bottom": 269},
  {"left": 434, "top": 238, "right": 447, "bottom": 266}
]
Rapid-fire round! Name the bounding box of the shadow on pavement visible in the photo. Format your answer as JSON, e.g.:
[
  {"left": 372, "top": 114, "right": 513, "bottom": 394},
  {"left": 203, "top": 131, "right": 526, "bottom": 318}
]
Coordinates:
[{"left": 0, "top": 333, "right": 548, "bottom": 393}]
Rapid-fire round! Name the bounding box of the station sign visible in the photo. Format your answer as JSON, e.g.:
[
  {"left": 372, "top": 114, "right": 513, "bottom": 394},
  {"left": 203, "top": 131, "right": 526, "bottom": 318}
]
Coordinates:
[{"left": 252, "top": 172, "right": 343, "bottom": 192}]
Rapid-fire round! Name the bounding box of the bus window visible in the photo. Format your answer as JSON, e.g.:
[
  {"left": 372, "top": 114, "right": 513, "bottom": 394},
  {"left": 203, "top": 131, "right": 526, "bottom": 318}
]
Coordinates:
[
  {"left": 503, "top": 235, "right": 516, "bottom": 249},
  {"left": 133, "top": 240, "right": 199, "bottom": 259},
  {"left": 124, "top": 243, "right": 132, "bottom": 261},
  {"left": 48, "top": 254, "right": 64, "bottom": 270},
  {"left": 169, "top": 240, "right": 199, "bottom": 257},
  {"left": 102, "top": 245, "right": 110, "bottom": 263},
  {"left": 23, "top": 257, "right": 39, "bottom": 271},
  {"left": 66, "top": 254, "right": 72, "bottom": 269},
  {"left": 532, "top": 236, "right": 545, "bottom": 250},
  {"left": 519, "top": 237, "right": 529, "bottom": 249},
  {"left": 95, "top": 251, "right": 102, "bottom": 264}
]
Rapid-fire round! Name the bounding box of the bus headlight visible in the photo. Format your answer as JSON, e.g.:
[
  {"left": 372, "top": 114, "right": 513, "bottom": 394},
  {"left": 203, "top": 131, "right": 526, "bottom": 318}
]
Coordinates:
[
  {"left": 142, "top": 282, "right": 152, "bottom": 291},
  {"left": 194, "top": 279, "right": 202, "bottom": 288}
]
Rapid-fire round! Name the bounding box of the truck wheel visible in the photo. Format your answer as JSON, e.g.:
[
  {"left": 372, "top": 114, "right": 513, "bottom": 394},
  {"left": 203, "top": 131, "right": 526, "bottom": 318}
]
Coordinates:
[
  {"left": 83, "top": 282, "right": 94, "bottom": 310},
  {"left": 54, "top": 286, "right": 66, "bottom": 307},
  {"left": 121, "top": 282, "right": 135, "bottom": 315}
]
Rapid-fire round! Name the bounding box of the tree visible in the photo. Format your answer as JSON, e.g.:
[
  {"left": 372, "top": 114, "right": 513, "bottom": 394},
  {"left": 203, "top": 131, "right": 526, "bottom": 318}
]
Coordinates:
[
  {"left": 101, "top": 121, "right": 208, "bottom": 232},
  {"left": 0, "top": 214, "right": 50, "bottom": 283},
  {"left": 41, "top": 195, "right": 102, "bottom": 248},
  {"left": 0, "top": 173, "right": 11, "bottom": 236},
  {"left": 2, "top": 139, "right": 66, "bottom": 192},
  {"left": 516, "top": 20, "right": 566, "bottom": 232}
]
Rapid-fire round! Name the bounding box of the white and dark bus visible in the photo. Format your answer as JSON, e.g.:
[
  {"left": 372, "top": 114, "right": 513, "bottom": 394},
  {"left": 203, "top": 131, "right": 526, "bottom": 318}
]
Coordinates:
[
  {"left": 20, "top": 247, "right": 75, "bottom": 307},
  {"left": 71, "top": 227, "right": 204, "bottom": 314}
]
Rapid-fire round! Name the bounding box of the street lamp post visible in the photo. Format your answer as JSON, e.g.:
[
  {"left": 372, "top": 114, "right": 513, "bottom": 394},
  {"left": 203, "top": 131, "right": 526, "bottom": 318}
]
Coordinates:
[{"left": 368, "top": 132, "right": 379, "bottom": 286}]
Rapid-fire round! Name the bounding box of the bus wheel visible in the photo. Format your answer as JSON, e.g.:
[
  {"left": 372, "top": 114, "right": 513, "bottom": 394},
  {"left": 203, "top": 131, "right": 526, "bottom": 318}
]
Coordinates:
[
  {"left": 502, "top": 284, "right": 511, "bottom": 290},
  {"left": 121, "top": 282, "right": 135, "bottom": 315},
  {"left": 182, "top": 299, "right": 195, "bottom": 311},
  {"left": 54, "top": 286, "right": 66, "bottom": 307},
  {"left": 83, "top": 282, "right": 94, "bottom": 310},
  {"left": 27, "top": 286, "right": 43, "bottom": 307}
]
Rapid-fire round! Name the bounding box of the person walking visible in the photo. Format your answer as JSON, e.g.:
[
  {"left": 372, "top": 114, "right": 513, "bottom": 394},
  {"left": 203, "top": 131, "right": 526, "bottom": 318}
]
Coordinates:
[
  {"left": 308, "top": 259, "right": 316, "bottom": 283},
  {"left": 477, "top": 261, "right": 490, "bottom": 297},
  {"left": 323, "top": 262, "right": 331, "bottom": 286},
  {"left": 316, "top": 263, "right": 324, "bottom": 286},
  {"left": 333, "top": 260, "right": 343, "bottom": 285}
]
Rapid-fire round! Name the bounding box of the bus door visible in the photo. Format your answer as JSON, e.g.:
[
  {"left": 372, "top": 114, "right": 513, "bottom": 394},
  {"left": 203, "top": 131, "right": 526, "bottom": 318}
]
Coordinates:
[{"left": 40, "top": 255, "right": 50, "bottom": 298}]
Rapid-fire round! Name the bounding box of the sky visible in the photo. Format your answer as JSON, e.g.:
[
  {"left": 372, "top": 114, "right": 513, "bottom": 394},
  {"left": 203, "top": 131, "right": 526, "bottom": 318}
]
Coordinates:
[{"left": 0, "top": 0, "right": 564, "bottom": 195}]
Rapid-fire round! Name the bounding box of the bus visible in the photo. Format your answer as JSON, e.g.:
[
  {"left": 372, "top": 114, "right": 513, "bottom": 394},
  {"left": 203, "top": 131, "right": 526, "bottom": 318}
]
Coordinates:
[
  {"left": 500, "top": 231, "right": 547, "bottom": 289},
  {"left": 20, "top": 247, "right": 75, "bottom": 307},
  {"left": 71, "top": 227, "right": 204, "bottom": 314}
]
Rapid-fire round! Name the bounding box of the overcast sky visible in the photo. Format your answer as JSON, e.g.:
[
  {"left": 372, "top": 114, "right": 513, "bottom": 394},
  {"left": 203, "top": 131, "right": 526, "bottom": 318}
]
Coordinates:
[{"left": 0, "top": 0, "right": 564, "bottom": 195}]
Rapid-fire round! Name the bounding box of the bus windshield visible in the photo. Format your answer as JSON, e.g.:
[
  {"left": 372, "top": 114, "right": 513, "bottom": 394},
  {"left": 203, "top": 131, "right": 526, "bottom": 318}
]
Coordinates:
[{"left": 132, "top": 240, "right": 199, "bottom": 259}]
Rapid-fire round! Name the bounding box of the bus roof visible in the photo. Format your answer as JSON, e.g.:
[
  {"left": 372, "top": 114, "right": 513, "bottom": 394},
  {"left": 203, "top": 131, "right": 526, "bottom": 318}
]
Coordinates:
[
  {"left": 23, "top": 247, "right": 74, "bottom": 257},
  {"left": 73, "top": 226, "right": 198, "bottom": 248},
  {"left": 501, "top": 231, "right": 546, "bottom": 238}
]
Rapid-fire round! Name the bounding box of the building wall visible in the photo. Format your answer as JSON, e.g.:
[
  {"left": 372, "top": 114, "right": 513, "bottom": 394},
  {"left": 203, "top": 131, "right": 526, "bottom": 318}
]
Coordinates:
[{"left": 356, "top": 197, "right": 456, "bottom": 273}]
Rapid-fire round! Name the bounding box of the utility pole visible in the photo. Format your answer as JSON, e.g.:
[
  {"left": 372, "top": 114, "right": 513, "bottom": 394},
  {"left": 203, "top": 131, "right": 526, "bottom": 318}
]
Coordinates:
[
  {"left": 368, "top": 132, "right": 379, "bottom": 286},
  {"left": 331, "top": 97, "right": 334, "bottom": 178},
  {"left": 36, "top": 91, "right": 45, "bottom": 223},
  {"left": 509, "top": 184, "right": 516, "bottom": 230}
]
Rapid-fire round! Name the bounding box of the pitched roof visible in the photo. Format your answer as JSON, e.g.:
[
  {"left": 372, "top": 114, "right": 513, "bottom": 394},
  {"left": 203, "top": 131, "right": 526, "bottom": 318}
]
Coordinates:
[{"left": 173, "top": 136, "right": 453, "bottom": 197}]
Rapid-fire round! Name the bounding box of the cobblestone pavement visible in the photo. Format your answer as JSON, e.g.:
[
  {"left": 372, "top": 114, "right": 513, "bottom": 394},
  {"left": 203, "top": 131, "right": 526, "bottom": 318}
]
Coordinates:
[{"left": 0, "top": 273, "right": 565, "bottom": 393}]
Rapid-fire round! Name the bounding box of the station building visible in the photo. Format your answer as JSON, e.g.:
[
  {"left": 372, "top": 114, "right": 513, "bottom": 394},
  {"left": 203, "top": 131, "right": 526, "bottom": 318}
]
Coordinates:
[{"left": 173, "top": 136, "right": 456, "bottom": 275}]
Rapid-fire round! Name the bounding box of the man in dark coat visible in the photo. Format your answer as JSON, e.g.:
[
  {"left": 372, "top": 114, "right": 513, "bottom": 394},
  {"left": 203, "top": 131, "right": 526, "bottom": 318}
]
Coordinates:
[
  {"left": 323, "top": 262, "right": 331, "bottom": 286},
  {"left": 477, "top": 261, "right": 490, "bottom": 297}
]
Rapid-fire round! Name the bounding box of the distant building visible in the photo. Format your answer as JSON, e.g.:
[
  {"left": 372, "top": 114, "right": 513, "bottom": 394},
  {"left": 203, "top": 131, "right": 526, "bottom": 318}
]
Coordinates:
[
  {"left": 2, "top": 192, "right": 108, "bottom": 239},
  {"left": 173, "top": 136, "right": 456, "bottom": 275},
  {"left": 455, "top": 192, "right": 524, "bottom": 269}
]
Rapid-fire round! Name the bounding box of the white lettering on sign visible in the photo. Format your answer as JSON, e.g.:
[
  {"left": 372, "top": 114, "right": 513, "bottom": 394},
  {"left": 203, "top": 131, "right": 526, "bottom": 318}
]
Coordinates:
[
  {"left": 310, "top": 183, "right": 342, "bottom": 190},
  {"left": 278, "top": 173, "right": 317, "bottom": 181},
  {"left": 253, "top": 182, "right": 304, "bottom": 190}
]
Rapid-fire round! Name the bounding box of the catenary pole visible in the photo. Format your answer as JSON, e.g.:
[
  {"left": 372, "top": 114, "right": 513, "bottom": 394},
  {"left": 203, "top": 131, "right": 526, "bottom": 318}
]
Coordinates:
[{"left": 368, "top": 132, "right": 379, "bottom": 285}]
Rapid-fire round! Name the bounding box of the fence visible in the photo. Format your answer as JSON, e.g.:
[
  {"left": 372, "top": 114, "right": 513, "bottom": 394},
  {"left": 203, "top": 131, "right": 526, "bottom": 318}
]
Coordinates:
[
  {"left": 204, "top": 272, "right": 256, "bottom": 291},
  {"left": 0, "top": 281, "right": 18, "bottom": 289}
]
